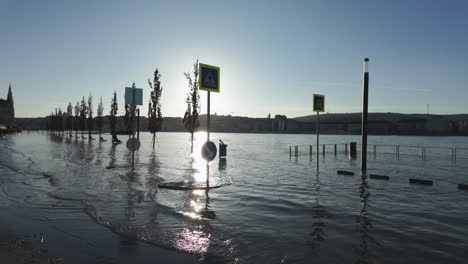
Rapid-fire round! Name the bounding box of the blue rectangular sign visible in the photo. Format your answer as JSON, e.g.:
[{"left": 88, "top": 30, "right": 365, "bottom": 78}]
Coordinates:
[{"left": 125, "top": 87, "right": 143, "bottom": 105}]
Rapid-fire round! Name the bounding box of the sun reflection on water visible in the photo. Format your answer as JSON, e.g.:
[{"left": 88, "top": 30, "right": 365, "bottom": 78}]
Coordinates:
[
  {"left": 175, "top": 227, "right": 211, "bottom": 255},
  {"left": 174, "top": 132, "right": 216, "bottom": 254}
]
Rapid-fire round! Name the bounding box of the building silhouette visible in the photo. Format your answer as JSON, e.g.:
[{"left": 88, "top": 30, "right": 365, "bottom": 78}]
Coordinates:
[{"left": 0, "top": 83, "right": 15, "bottom": 128}]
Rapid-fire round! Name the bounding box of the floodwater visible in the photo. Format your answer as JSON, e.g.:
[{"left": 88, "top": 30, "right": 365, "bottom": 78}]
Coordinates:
[{"left": 1, "top": 132, "right": 468, "bottom": 263}]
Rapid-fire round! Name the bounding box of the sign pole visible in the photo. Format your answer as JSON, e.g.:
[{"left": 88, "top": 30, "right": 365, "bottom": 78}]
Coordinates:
[
  {"left": 131, "top": 84, "right": 136, "bottom": 170},
  {"left": 316, "top": 111, "right": 319, "bottom": 172},
  {"left": 199, "top": 63, "right": 220, "bottom": 174},
  {"left": 361, "top": 58, "right": 369, "bottom": 175},
  {"left": 207, "top": 91, "right": 210, "bottom": 141},
  {"left": 313, "top": 93, "right": 324, "bottom": 173},
  {"left": 207, "top": 91, "right": 211, "bottom": 186},
  {"left": 137, "top": 109, "right": 140, "bottom": 140}
]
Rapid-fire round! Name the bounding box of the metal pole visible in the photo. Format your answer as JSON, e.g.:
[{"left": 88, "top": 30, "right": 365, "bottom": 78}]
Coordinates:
[
  {"left": 207, "top": 91, "right": 211, "bottom": 141},
  {"left": 361, "top": 58, "right": 369, "bottom": 175},
  {"left": 137, "top": 108, "right": 140, "bottom": 140},
  {"left": 206, "top": 91, "right": 211, "bottom": 186},
  {"left": 131, "top": 84, "right": 135, "bottom": 170},
  {"left": 316, "top": 112, "right": 319, "bottom": 171}
]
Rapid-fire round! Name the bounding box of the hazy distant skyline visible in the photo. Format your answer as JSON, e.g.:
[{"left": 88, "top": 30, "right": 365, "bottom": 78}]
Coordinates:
[{"left": 1, "top": 0, "right": 467, "bottom": 118}]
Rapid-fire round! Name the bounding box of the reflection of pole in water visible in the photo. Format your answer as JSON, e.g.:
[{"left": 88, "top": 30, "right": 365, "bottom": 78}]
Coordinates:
[
  {"left": 202, "top": 162, "right": 215, "bottom": 219},
  {"left": 310, "top": 172, "right": 326, "bottom": 246},
  {"left": 355, "top": 175, "right": 373, "bottom": 263},
  {"left": 206, "top": 162, "right": 210, "bottom": 189}
]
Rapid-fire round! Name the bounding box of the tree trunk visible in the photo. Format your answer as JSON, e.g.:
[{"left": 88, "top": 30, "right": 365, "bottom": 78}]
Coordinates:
[
  {"left": 190, "top": 132, "right": 194, "bottom": 153},
  {"left": 152, "top": 133, "right": 156, "bottom": 150}
]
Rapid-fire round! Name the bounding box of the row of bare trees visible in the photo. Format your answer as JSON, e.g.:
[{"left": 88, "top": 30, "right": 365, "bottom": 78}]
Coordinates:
[
  {"left": 46, "top": 60, "right": 200, "bottom": 152},
  {"left": 47, "top": 96, "right": 105, "bottom": 140}
]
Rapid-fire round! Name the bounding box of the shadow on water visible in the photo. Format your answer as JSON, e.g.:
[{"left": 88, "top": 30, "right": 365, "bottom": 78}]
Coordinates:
[
  {"left": 308, "top": 172, "right": 328, "bottom": 248},
  {"left": 218, "top": 159, "right": 227, "bottom": 173},
  {"left": 48, "top": 132, "right": 64, "bottom": 143},
  {"left": 108, "top": 144, "right": 117, "bottom": 169},
  {"left": 145, "top": 152, "right": 161, "bottom": 201},
  {"left": 94, "top": 140, "right": 104, "bottom": 166},
  {"left": 354, "top": 174, "right": 377, "bottom": 264}
]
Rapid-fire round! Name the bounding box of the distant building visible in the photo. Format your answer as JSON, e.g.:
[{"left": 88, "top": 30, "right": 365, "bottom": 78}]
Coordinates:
[
  {"left": 397, "top": 119, "right": 427, "bottom": 134},
  {"left": 273, "top": 115, "right": 287, "bottom": 132},
  {"left": 0, "top": 84, "right": 14, "bottom": 128},
  {"left": 397, "top": 118, "right": 451, "bottom": 134}
]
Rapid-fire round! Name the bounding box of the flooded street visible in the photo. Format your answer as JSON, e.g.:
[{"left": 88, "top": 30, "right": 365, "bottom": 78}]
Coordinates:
[{"left": 1, "top": 132, "right": 468, "bottom": 263}]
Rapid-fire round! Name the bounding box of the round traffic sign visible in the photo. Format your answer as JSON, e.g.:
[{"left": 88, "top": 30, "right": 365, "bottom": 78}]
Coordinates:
[
  {"left": 201, "top": 141, "right": 217, "bottom": 161},
  {"left": 126, "top": 138, "right": 141, "bottom": 151}
]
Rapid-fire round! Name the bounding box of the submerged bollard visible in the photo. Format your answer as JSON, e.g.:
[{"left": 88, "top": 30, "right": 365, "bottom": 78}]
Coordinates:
[
  {"left": 370, "top": 174, "right": 390, "bottom": 180},
  {"left": 345, "top": 143, "right": 348, "bottom": 154},
  {"left": 337, "top": 170, "right": 354, "bottom": 176},
  {"left": 350, "top": 142, "right": 357, "bottom": 159},
  {"left": 334, "top": 144, "right": 337, "bottom": 155},
  {"left": 409, "top": 178, "right": 433, "bottom": 186},
  {"left": 219, "top": 140, "right": 227, "bottom": 160},
  {"left": 310, "top": 145, "right": 313, "bottom": 156},
  {"left": 295, "top": 146, "right": 298, "bottom": 157},
  {"left": 323, "top": 145, "right": 325, "bottom": 156}
]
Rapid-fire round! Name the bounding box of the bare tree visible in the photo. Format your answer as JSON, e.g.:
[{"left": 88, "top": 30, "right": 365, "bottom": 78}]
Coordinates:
[
  {"left": 87, "top": 95, "right": 94, "bottom": 140},
  {"left": 74, "top": 101, "right": 80, "bottom": 138},
  {"left": 148, "top": 68, "right": 163, "bottom": 150},
  {"left": 80, "top": 97, "right": 87, "bottom": 139},
  {"left": 66, "top": 102, "right": 73, "bottom": 137},
  {"left": 183, "top": 60, "right": 200, "bottom": 153},
  {"left": 97, "top": 96, "right": 104, "bottom": 141},
  {"left": 124, "top": 103, "right": 132, "bottom": 138},
  {"left": 58, "top": 108, "right": 64, "bottom": 133},
  {"left": 109, "top": 91, "right": 120, "bottom": 143}
]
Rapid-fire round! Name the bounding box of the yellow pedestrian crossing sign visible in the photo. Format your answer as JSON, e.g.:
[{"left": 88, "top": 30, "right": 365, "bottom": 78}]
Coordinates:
[
  {"left": 313, "top": 94, "right": 325, "bottom": 112},
  {"left": 199, "top": 63, "right": 220, "bottom": 93}
]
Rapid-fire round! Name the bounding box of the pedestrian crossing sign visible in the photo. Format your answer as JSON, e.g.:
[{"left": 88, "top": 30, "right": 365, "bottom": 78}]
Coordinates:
[
  {"left": 199, "top": 63, "right": 220, "bottom": 93},
  {"left": 313, "top": 94, "right": 325, "bottom": 112}
]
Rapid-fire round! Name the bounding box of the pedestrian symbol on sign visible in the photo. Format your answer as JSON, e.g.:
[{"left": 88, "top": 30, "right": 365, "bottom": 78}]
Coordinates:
[{"left": 204, "top": 71, "right": 216, "bottom": 87}]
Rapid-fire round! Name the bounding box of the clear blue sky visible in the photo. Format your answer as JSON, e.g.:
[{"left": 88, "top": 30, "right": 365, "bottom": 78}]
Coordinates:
[{"left": 1, "top": 0, "right": 467, "bottom": 118}]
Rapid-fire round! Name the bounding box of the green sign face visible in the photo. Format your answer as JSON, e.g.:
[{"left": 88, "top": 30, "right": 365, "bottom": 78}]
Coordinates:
[
  {"left": 199, "top": 63, "right": 220, "bottom": 93},
  {"left": 313, "top": 94, "right": 325, "bottom": 112}
]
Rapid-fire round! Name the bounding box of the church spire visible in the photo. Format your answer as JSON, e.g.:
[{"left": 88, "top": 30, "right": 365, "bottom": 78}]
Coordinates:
[{"left": 7, "top": 83, "right": 13, "bottom": 105}]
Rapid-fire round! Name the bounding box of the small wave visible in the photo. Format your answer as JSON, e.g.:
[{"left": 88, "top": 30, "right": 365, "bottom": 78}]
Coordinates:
[
  {"left": 48, "top": 189, "right": 94, "bottom": 202},
  {"left": 84, "top": 203, "right": 176, "bottom": 250}
]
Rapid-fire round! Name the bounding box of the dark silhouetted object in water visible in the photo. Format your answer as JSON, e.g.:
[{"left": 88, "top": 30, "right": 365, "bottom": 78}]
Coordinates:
[
  {"left": 148, "top": 68, "right": 163, "bottom": 150},
  {"left": 109, "top": 91, "right": 120, "bottom": 143},
  {"left": 97, "top": 96, "right": 105, "bottom": 141},
  {"left": 183, "top": 59, "right": 200, "bottom": 153}
]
